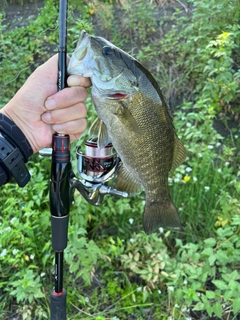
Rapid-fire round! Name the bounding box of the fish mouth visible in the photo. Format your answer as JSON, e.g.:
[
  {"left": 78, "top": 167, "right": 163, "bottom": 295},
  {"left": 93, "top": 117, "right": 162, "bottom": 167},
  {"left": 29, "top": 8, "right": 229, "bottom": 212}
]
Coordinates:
[
  {"left": 67, "top": 30, "right": 90, "bottom": 74},
  {"left": 107, "top": 93, "right": 128, "bottom": 100}
]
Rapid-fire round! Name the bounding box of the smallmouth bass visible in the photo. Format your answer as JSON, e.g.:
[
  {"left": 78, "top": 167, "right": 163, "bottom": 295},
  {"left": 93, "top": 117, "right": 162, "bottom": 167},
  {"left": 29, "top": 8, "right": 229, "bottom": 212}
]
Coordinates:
[{"left": 68, "top": 31, "right": 186, "bottom": 234}]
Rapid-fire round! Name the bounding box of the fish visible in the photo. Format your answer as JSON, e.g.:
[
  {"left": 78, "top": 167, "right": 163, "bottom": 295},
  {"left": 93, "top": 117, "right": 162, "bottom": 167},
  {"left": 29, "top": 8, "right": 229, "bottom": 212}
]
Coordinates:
[{"left": 68, "top": 30, "right": 186, "bottom": 234}]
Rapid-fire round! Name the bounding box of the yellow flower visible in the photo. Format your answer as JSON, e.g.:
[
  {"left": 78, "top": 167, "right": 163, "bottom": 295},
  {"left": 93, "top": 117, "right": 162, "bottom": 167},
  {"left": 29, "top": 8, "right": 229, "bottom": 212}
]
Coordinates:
[
  {"left": 183, "top": 176, "right": 191, "bottom": 183},
  {"left": 214, "top": 216, "right": 230, "bottom": 227},
  {"left": 221, "top": 31, "right": 230, "bottom": 39},
  {"left": 89, "top": 8, "right": 94, "bottom": 15},
  {"left": 24, "top": 255, "right": 30, "bottom": 261}
]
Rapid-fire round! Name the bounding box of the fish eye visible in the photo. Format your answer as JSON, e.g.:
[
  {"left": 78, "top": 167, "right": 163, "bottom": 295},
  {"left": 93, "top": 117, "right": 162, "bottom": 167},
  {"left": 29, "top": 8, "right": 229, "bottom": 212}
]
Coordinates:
[{"left": 102, "top": 46, "right": 114, "bottom": 57}]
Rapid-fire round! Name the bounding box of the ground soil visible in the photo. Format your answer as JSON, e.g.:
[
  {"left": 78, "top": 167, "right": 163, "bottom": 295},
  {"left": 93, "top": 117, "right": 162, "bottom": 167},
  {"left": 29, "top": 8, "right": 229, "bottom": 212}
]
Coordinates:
[{"left": 3, "top": 0, "right": 44, "bottom": 30}]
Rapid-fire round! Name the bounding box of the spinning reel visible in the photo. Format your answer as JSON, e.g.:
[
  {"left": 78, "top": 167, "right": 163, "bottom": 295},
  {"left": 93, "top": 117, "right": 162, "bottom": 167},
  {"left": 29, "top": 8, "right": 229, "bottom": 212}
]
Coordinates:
[{"left": 71, "top": 138, "right": 128, "bottom": 205}]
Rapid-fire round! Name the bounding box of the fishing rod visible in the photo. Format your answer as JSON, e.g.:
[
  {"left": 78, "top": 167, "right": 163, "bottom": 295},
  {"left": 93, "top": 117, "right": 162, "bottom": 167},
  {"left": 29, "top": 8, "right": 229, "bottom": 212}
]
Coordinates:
[
  {"left": 49, "top": 0, "right": 69, "bottom": 319},
  {"left": 46, "top": 2, "right": 127, "bottom": 319}
]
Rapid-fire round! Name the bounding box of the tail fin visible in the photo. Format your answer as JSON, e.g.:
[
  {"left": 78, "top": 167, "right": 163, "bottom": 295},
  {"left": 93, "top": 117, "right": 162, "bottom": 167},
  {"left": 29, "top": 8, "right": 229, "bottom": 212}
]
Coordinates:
[{"left": 143, "top": 200, "right": 181, "bottom": 235}]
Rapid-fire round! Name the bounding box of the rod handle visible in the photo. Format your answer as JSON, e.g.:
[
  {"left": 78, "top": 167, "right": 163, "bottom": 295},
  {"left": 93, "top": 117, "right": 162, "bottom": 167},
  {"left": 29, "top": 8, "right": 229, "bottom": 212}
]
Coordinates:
[
  {"left": 50, "top": 289, "right": 67, "bottom": 320},
  {"left": 51, "top": 215, "right": 69, "bottom": 251}
]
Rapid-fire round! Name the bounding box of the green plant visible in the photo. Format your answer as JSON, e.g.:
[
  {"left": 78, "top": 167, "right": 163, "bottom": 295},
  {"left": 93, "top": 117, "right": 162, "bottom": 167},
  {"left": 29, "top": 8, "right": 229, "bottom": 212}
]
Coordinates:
[
  {"left": 119, "top": 216, "right": 240, "bottom": 319},
  {"left": 9, "top": 269, "right": 45, "bottom": 304}
]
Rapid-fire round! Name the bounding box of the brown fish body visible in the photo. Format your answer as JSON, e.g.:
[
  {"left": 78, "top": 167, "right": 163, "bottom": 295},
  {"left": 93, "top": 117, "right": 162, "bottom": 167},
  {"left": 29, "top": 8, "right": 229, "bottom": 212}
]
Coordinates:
[{"left": 68, "top": 31, "right": 186, "bottom": 234}]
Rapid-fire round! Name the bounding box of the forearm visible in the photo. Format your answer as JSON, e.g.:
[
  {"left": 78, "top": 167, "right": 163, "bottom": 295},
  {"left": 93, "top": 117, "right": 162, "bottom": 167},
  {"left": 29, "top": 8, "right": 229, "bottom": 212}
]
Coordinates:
[{"left": 0, "top": 113, "right": 33, "bottom": 187}]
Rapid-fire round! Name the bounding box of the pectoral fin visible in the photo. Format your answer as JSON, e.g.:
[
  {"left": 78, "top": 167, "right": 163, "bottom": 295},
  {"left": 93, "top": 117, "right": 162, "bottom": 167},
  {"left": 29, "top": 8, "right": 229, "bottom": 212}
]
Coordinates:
[
  {"left": 116, "top": 103, "right": 142, "bottom": 136},
  {"left": 89, "top": 117, "right": 111, "bottom": 149}
]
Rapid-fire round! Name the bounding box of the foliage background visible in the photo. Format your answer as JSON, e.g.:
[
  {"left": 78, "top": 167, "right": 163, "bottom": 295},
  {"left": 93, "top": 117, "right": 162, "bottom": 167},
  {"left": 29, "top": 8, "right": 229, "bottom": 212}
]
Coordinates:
[{"left": 0, "top": 0, "right": 239, "bottom": 319}]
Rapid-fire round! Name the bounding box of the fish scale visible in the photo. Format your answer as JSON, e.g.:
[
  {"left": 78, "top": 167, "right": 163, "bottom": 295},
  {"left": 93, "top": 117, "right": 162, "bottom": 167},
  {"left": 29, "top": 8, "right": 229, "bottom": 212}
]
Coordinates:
[{"left": 68, "top": 30, "right": 186, "bottom": 234}]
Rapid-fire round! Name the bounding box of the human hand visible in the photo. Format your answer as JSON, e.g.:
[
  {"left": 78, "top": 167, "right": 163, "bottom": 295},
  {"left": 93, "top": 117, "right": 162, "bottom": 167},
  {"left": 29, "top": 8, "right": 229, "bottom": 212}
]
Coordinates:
[{"left": 0, "top": 54, "right": 91, "bottom": 153}]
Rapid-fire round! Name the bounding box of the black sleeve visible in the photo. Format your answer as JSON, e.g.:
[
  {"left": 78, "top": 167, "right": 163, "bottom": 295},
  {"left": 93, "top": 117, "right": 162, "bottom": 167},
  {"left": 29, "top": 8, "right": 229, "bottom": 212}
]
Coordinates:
[{"left": 0, "top": 113, "right": 33, "bottom": 187}]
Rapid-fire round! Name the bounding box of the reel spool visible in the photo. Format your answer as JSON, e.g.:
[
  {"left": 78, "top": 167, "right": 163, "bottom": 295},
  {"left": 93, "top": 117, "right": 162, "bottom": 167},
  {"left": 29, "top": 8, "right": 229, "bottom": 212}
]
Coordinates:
[{"left": 76, "top": 138, "right": 116, "bottom": 182}]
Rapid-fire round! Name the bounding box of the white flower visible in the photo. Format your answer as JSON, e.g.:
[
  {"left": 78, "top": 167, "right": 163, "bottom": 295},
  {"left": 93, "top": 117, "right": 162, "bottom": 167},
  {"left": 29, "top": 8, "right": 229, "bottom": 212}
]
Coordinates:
[
  {"left": 175, "top": 304, "right": 180, "bottom": 308},
  {"left": 129, "top": 238, "right": 135, "bottom": 243},
  {"left": 137, "top": 287, "right": 142, "bottom": 292},
  {"left": 225, "top": 161, "right": 230, "bottom": 166},
  {"left": 30, "top": 254, "right": 34, "bottom": 260},
  {"left": 185, "top": 167, "right": 192, "bottom": 173},
  {"left": 216, "top": 142, "right": 221, "bottom": 147},
  {"left": 184, "top": 279, "right": 188, "bottom": 285},
  {"left": 85, "top": 297, "right": 89, "bottom": 303},
  {"left": 234, "top": 135, "right": 238, "bottom": 139},
  {"left": 159, "top": 227, "right": 164, "bottom": 233},
  {"left": 204, "top": 186, "right": 210, "bottom": 191},
  {"left": 10, "top": 217, "right": 16, "bottom": 225},
  {"left": 193, "top": 176, "right": 198, "bottom": 182},
  {"left": 0, "top": 249, "right": 7, "bottom": 257},
  {"left": 40, "top": 272, "right": 46, "bottom": 277},
  {"left": 12, "top": 249, "right": 19, "bottom": 255},
  {"left": 168, "top": 177, "right": 173, "bottom": 184},
  {"left": 208, "top": 145, "right": 214, "bottom": 149},
  {"left": 198, "top": 153, "right": 203, "bottom": 158},
  {"left": 168, "top": 286, "right": 174, "bottom": 292},
  {"left": 129, "top": 218, "right": 134, "bottom": 225},
  {"left": 174, "top": 178, "right": 180, "bottom": 183},
  {"left": 217, "top": 168, "right": 222, "bottom": 173}
]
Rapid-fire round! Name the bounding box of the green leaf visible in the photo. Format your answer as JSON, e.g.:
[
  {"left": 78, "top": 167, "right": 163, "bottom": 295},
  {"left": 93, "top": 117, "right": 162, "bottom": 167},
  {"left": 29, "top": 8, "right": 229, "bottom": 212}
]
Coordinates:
[
  {"left": 212, "top": 301, "right": 222, "bottom": 318},
  {"left": 204, "top": 238, "right": 216, "bottom": 247},
  {"left": 206, "top": 290, "right": 216, "bottom": 299},
  {"left": 224, "top": 290, "right": 234, "bottom": 302},
  {"left": 205, "top": 301, "right": 213, "bottom": 317},
  {"left": 212, "top": 280, "right": 229, "bottom": 290},
  {"left": 202, "top": 247, "right": 213, "bottom": 256},
  {"left": 208, "top": 254, "right": 217, "bottom": 266},
  {"left": 232, "top": 298, "right": 240, "bottom": 314},
  {"left": 137, "top": 269, "right": 149, "bottom": 275},
  {"left": 193, "top": 302, "right": 205, "bottom": 311},
  {"left": 142, "top": 289, "right": 149, "bottom": 303}
]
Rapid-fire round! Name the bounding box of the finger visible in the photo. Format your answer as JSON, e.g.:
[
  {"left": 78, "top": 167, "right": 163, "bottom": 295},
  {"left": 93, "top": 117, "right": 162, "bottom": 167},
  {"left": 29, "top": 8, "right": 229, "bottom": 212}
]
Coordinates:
[
  {"left": 69, "top": 132, "right": 85, "bottom": 142},
  {"left": 42, "top": 103, "right": 87, "bottom": 124},
  {"left": 67, "top": 75, "right": 91, "bottom": 88},
  {"left": 52, "top": 118, "right": 87, "bottom": 135},
  {"left": 45, "top": 86, "right": 88, "bottom": 110}
]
